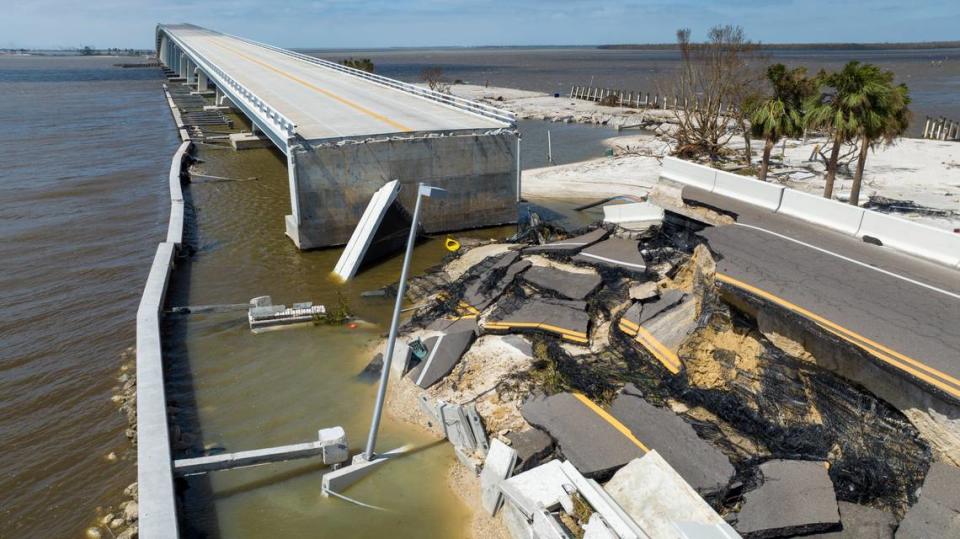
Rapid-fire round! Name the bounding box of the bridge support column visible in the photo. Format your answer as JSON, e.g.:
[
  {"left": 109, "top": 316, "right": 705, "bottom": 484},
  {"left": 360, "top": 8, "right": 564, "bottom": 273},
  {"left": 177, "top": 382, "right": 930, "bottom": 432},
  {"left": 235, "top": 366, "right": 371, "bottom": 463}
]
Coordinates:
[
  {"left": 186, "top": 59, "right": 196, "bottom": 84},
  {"left": 284, "top": 131, "right": 519, "bottom": 250},
  {"left": 179, "top": 54, "right": 187, "bottom": 79},
  {"left": 197, "top": 70, "right": 208, "bottom": 91}
]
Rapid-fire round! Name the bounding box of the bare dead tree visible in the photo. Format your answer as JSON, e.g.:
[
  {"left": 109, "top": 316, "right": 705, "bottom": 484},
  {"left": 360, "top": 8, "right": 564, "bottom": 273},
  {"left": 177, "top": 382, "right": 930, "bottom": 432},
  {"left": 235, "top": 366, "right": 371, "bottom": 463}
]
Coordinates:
[
  {"left": 670, "top": 25, "right": 760, "bottom": 161},
  {"left": 421, "top": 66, "right": 451, "bottom": 94}
]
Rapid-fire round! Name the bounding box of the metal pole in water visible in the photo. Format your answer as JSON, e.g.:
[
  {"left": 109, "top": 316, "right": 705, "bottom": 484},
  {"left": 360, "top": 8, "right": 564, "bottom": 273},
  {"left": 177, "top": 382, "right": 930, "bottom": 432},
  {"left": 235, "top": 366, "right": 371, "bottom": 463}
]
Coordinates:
[
  {"left": 547, "top": 130, "right": 553, "bottom": 164},
  {"left": 363, "top": 183, "right": 446, "bottom": 461},
  {"left": 516, "top": 136, "right": 522, "bottom": 202}
]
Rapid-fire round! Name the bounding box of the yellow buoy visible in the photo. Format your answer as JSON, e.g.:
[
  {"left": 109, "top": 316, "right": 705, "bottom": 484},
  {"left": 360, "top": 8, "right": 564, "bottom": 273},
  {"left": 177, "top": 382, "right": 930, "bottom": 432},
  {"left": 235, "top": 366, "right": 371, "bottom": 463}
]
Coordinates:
[{"left": 445, "top": 237, "right": 461, "bottom": 252}]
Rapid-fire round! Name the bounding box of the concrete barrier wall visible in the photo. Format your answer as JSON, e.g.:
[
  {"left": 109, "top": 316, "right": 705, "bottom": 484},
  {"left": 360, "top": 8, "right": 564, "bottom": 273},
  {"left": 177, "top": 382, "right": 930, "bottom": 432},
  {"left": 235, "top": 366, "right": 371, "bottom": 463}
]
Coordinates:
[
  {"left": 778, "top": 189, "right": 866, "bottom": 236},
  {"left": 136, "top": 242, "right": 180, "bottom": 539},
  {"left": 289, "top": 131, "right": 518, "bottom": 249},
  {"left": 713, "top": 170, "right": 785, "bottom": 211},
  {"left": 659, "top": 157, "right": 960, "bottom": 268},
  {"left": 166, "top": 141, "right": 191, "bottom": 246},
  {"left": 857, "top": 212, "right": 960, "bottom": 267},
  {"left": 136, "top": 136, "right": 191, "bottom": 537},
  {"left": 661, "top": 157, "right": 717, "bottom": 191}
]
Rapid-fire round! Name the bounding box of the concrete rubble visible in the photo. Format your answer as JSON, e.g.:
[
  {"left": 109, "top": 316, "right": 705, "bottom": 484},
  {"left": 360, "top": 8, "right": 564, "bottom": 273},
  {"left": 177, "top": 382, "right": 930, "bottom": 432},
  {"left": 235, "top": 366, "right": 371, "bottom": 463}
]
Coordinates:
[
  {"left": 734, "top": 459, "right": 840, "bottom": 538},
  {"left": 895, "top": 462, "right": 960, "bottom": 538},
  {"left": 610, "top": 384, "right": 735, "bottom": 500},
  {"left": 406, "top": 329, "right": 476, "bottom": 389},
  {"left": 372, "top": 220, "right": 942, "bottom": 539},
  {"left": 521, "top": 392, "right": 645, "bottom": 477},
  {"left": 523, "top": 227, "right": 609, "bottom": 255},
  {"left": 522, "top": 265, "right": 603, "bottom": 301},
  {"left": 573, "top": 237, "right": 647, "bottom": 273},
  {"left": 605, "top": 451, "right": 740, "bottom": 539}
]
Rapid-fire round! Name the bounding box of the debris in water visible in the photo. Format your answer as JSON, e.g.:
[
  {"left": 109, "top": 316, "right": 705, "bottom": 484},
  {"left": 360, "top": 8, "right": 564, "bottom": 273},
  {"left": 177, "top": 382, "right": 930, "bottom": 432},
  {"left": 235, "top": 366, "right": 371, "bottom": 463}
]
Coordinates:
[{"left": 247, "top": 295, "right": 326, "bottom": 330}]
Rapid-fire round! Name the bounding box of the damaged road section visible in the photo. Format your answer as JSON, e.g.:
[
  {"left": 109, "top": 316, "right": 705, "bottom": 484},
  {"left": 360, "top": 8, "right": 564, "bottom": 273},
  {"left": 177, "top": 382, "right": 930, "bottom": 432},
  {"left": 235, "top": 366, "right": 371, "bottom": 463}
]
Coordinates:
[{"left": 375, "top": 205, "right": 946, "bottom": 537}]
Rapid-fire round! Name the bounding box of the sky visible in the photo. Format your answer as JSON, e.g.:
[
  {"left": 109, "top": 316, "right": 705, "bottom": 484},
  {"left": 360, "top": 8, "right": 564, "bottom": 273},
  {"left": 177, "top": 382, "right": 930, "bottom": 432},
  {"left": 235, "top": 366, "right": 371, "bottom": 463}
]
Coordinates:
[{"left": 1, "top": 0, "right": 959, "bottom": 50}]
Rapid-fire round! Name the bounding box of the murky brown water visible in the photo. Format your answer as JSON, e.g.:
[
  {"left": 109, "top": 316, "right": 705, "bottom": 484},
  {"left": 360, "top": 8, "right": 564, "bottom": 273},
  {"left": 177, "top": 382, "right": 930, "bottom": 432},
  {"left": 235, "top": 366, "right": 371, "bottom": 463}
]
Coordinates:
[{"left": 0, "top": 55, "right": 176, "bottom": 536}]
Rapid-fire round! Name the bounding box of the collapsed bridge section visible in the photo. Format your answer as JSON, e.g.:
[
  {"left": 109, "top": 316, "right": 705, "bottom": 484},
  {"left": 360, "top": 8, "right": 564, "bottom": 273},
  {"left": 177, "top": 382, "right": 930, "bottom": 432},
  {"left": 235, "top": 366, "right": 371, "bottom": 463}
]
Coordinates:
[{"left": 156, "top": 23, "right": 519, "bottom": 249}]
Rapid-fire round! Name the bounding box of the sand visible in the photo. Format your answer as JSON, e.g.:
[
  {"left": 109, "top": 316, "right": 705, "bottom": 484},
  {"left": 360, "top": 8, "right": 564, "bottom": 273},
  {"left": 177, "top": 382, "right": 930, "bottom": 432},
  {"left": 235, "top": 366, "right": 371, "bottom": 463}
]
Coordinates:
[{"left": 446, "top": 83, "right": 960, "bottom": 230}]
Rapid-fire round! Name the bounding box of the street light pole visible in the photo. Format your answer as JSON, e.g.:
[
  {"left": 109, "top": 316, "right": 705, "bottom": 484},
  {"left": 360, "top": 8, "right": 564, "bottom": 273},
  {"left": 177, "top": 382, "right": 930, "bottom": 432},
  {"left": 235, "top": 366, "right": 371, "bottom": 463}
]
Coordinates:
[{"left": 363, "top": 183, "right": 446, "bottom": 461}]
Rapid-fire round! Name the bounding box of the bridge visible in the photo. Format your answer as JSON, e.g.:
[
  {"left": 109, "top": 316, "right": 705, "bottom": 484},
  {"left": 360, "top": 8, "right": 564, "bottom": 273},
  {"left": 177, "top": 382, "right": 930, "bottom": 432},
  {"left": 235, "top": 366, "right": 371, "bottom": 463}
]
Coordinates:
[{"left": 155, "top": 24, "right": 519, "bottom": 249}]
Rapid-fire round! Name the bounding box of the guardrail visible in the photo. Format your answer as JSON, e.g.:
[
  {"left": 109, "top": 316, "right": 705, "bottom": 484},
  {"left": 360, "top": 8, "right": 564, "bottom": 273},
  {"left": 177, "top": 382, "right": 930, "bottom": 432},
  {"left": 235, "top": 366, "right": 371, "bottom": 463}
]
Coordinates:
[
  {"left": 158, "top": 26, "right": 297, "bottom": 151},
  {"left": 661, "top": 156, "right": 960, "bottom": 268},
  {"left": 220, "top": 31, "right": 517, "bottom": 127}
]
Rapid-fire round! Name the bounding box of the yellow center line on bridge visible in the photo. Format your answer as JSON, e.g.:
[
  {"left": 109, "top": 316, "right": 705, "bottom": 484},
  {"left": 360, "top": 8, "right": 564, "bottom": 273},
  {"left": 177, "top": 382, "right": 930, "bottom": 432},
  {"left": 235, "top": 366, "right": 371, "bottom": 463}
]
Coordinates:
[
  {"left": 207, "top": 38, "right": 413, "bottom": 133},
  {"left": 717, "top": 272, "right": 960, "bottom": 400}
]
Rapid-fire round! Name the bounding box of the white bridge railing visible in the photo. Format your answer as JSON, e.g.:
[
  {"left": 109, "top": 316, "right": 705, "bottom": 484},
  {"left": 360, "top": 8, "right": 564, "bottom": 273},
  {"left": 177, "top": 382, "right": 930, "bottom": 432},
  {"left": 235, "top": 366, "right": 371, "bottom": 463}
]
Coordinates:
[
  {"left": 221, "top": 31, "right": 517, "bottom": 127},
  {"left": 159, "top": 26, "right": 297, "bottom": 151}
]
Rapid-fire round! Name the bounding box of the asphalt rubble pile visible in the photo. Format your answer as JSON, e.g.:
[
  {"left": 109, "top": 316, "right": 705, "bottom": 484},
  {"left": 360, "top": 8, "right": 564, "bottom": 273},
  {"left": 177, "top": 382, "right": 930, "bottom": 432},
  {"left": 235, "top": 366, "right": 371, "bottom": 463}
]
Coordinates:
[{"left": 367, "top": 208, "right": 954, "bottom": 538}]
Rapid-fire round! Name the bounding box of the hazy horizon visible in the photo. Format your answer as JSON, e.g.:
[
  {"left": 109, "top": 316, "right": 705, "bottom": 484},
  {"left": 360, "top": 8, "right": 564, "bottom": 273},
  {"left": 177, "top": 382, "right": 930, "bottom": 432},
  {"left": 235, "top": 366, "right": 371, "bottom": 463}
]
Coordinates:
[{"left": 2, "top": 0, "right": 958, "bottom": 50}]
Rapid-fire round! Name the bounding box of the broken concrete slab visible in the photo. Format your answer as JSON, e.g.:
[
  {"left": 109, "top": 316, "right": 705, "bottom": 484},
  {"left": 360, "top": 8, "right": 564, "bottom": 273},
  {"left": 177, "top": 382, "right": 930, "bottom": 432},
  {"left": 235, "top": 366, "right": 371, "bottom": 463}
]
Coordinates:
[
  {"left": 573, "top": 237, "right": 647, "bottom": 273},
  {"left": 486, "top": 297, "right": 590, "bottom": 344},
  {"left": 806, "top": 502, "right": 896, "bottom": 538},
  {"left": 602, "top": 202, "right": 665, "bottom": 232},
  {"left": 480, "top": 439, "right": 519, "bottom": 516},
  {"left": 735, "top": 459, "right": 840, "bottom": 538},
  {"left": 521, "top": 393, "right": 645, "bottom": 478},
  {"left": 582, "top": 513, "right": 618, "bottom": 539},
  {"left": 507, "top": 428, "right": 555, "bottom": 472},
  {"left": 462, "top": 254, "right": 531, "bottom": 310},
  {"left": 610, "top": 384, "right": 734, "bottom": 499},
  {"left": 333, "top": 180, "right": 401, "bottom": 280},
  {"left": 604, "top": 451, "right": 739, "bottom": 539},
  {"left": 522, "top": 265, "right": 603, "bottom": 300},
  {"left": 628, "top": 281, "right": 659, "bottom": 301},
  {"left": 896, "top": 461, "right": 960, "bottom": 539},
  {"left": 532, "top": 508, "right": 571, "bottom": 539},
  {"left": 406, "top": 330, "right": 476, "bottom": 389},
  {"left": 617, "top": 295, "right": 697, "bottom": 375},
  {"left": 500, "top": 459, "right": 573, "bottom": 517},
  {"left": 523, "top": 227, "right": 609, "bottom": 255},
  {"left": 637, "top": 289, "right": 685, "bottom": 325}
]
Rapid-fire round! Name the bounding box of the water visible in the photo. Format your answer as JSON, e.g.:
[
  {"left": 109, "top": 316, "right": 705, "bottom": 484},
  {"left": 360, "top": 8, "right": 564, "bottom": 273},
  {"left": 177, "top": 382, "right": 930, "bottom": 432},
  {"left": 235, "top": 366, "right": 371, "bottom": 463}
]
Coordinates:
[
  {"left": 1, "top": 45, "right": 957, "bottom": 537},
  {"left": 308, "top": 46, "right": 960, "bottom": 136},
  {"left": 0, "top": 55, "right": 176, "bottom": 536}
]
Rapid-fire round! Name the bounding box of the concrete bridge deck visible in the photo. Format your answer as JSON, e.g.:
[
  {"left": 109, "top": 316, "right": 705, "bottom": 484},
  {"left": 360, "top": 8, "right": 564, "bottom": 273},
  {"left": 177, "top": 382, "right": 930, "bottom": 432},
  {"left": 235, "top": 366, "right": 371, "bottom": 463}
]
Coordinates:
[
  {"left": 160, "top": 25, "right": 508, "bottom": 142},
  {"left": 156, "top": 24, "right": 520, "bottom": 250}
]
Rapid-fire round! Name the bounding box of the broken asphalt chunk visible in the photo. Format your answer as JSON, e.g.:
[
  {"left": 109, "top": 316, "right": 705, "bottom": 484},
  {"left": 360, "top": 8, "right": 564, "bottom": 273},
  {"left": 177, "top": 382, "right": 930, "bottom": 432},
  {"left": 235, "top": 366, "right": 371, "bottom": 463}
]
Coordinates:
[
  {"left": 807, "top": 501, "right": 896, "bottom": 538},
  {"left": 896, "top": 461, "right": 960, "bottom": 539},
  {"left": 521, "top": 393, "right": 645, "bottom": 478},
  {"left": 462, "top": 253, "right": 530, "bottom": 311},
  {"left": 573, "top": 237, "right": 647, "bottom": 273},
  {"left": 522, "top": 265, "right": 603, "bottom": 301},
  {"left": 735, "top": 459, "right": 840, "bottom": 538},
  {"left": 609, "top": 384, "right": 734, "bottom": 500},
  {"left": 485, "top": 296, "right": 590, "bottom": 344},
  {"left": 405, "top": 330, "right": 475, "bottom": 389},
  {"left": 523, "top": 227, "right": 609, "bottom": 255},
  {"left": 617, "top": 294, "right": 696, "bottom": 375},
  {"left": 506, "top": 428, "right": 555, "bottom": 472}
]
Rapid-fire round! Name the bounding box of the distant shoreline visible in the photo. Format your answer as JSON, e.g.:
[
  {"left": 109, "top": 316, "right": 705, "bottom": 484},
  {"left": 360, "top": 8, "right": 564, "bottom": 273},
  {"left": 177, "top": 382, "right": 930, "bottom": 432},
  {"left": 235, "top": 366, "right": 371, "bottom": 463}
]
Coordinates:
[{"left": 600, "top": 41, "right": 960, "bottom": 51}]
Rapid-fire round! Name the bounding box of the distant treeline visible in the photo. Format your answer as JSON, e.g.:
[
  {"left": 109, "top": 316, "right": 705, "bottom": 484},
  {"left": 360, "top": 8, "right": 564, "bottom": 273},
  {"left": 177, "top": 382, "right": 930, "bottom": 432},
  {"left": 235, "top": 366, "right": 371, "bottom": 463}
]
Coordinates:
[{"left": 599, "top": 41, "right": 960, "bottom": 51}]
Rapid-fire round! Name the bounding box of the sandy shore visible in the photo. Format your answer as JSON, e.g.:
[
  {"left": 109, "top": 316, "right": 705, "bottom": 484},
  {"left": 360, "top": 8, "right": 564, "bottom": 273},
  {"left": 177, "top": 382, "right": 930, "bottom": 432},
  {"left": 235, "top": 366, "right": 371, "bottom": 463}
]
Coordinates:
[{"left": 448, "top": 83, "right": 960, "bottom": 230}]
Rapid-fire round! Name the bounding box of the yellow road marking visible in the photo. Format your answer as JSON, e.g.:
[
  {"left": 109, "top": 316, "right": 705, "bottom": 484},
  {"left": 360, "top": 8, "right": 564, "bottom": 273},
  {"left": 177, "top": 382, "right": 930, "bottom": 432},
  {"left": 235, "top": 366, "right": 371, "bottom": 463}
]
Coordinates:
[
  {"left": 484, "top": 321, "right": 589, "bottom": 344},
  {"left": 617, "top": 318, "right": 681, "bottom": 374},
  {"left": 572, "top": 393, "right": 650, "bottom": 453},
  {"left": 208, "top": 38, "right": 413, "bottom": 133},
  {"left": 717, "top": 272, "right": 960, "bottom": 399}
]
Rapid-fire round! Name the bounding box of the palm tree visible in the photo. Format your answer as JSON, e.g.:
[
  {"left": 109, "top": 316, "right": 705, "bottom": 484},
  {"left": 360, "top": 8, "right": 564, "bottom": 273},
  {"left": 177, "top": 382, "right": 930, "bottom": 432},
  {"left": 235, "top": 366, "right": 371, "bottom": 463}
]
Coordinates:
[
  {"left": 750, "top": 64, "right": 813, "bottom": 181},
  {"left": 849, "top": 78, "right": 910, "bottom": 205},
  {"left": 805, "top": 62, "right": 910, "bottom": 203}
]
